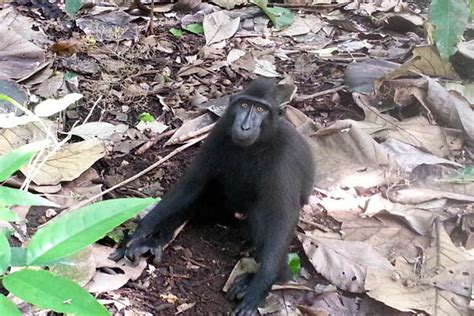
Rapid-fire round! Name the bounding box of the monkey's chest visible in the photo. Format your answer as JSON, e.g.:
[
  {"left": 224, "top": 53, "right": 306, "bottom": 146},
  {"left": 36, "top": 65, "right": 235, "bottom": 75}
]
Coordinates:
[{"left": 212, "top": 164, "right": 262, "bottom": 214}]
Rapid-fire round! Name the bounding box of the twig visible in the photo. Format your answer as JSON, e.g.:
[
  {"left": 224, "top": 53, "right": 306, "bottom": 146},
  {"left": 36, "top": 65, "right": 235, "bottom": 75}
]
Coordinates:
[
  {"left": 70, "top": 134, "right": 208, "bottom": 211},
  {"left": 135, "top": 128, "right": 176, "bottom": 155},
  {"left": 83, "top": 95, "right": 102, "bottom": 124},
  {"left": 295, "top": 86, "right": 346, "bottom": 102},
  {"left": 166, "top": 123, "right": 215, "bottom": 146}
]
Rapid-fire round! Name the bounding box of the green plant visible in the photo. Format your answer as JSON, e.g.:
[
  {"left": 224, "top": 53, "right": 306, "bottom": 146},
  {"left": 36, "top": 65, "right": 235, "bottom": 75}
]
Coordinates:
[
  {"left": 250, "top": 0, "right": 294, "bottom": 29},
  {"left": 287, "top": 253, "right": 301, "bottom": 276},
  {"left": 0, "top": 145, "right": 156, "bottom": 315},
  {"left": 428, "top": 0, "right": 469, "bottom": 60}
]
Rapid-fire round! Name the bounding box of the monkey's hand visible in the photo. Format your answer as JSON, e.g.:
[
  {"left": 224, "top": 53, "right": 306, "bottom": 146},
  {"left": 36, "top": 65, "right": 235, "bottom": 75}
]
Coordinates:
[
  {"left": 109, "top": 233, "right": 163, "bottom": 266},
  {"left": 226, "top": 273, "right": 259, "bottom": 316}
]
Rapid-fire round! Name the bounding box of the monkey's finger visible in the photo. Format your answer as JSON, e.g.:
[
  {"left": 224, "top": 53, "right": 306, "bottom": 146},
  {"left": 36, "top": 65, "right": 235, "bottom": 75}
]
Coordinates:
[
  {"left": 151, "top": 246, "right": 163, "bottom": 265},
  {"left": 231, "top": 301, "right": 258, "bottom": 316},
  {"left": 226, "top": 279, "right": 248, "bottom": 301},
  {"left": 124, "top": 244, "right": 152, "bottom": 265},
  {"left": 108, "top": 248, "right": 125, "bottom": 262}
]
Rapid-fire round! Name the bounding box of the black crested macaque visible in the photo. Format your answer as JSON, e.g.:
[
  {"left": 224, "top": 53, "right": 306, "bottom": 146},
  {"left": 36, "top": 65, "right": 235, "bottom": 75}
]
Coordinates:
[{"left": 111, "top": 78, "right": 315, "bottom": 315}]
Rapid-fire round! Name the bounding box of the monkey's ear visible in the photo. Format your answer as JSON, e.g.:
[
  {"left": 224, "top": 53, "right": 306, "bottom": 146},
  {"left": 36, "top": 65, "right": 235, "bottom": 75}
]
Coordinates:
[{"left": 273, "top": 82, "right": 297, "bottom": 108}]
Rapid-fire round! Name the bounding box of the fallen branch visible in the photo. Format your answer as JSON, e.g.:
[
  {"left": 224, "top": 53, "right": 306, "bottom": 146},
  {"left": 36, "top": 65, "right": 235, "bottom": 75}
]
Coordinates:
[
  {"left": 70, "top": 133, "right": 207, "bottom": 211},
  {"left": 295, "top": 86, "right": 346, "bottom": 102}
]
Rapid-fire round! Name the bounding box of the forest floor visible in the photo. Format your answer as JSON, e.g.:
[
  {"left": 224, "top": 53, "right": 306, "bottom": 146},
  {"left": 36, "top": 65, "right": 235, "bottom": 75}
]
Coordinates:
[{"left": 2, "top": 0, "right": 474, "bottom": 315}]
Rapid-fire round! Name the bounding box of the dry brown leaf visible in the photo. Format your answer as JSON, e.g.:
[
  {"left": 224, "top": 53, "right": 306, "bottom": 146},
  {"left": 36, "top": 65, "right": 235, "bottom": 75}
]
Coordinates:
[
  {"left": 85, "top": 244, "right": 147, "bottom": 293},
  {"left": 70, "top": 122, "right": 129, "bottom": 140},
  {"left": 278, "top": 15, "right": 323, "bottom": 37},
  {"left": 366, "top": 224, "right": 473, "bottom": 315},
  {"left": 23, "top": 138, "right": 105, "bottom": 185},
  {"left": 388, "top": 187, "right": 474, "bottom": 204},
  {"left": 298, "top": 231, "right": 393, "bottom": 293},
  {"left": 49, "top": 246, "right": 96, "bottom": 287},
  {"left": 50, "top": 39, "right": 84, "bottom": 56},
  {"left": 310, "top": 123, "right": 399, "bottom": 188},
  {"left": 45, "top": 168, "right": 102, "bottom": 208},
  {"left": 335, "top": 212, "right": 430, "bottom": 261},
  {"left": 203, "top": 11, "right": 240, "bottom": 45},
  {"left": 0, "top": 31, "right": 45, "bottom": 80},
  {"left": 364, "top": 193, "right": 444, "bottom": 235},
  {"left": 0, "top": 121, "right": 57, "bottom": 155},
  {"left": 382, "top": 138, "right": 461, "bottom": 172},
  {"left": 424, "top": 77, "right": 474, "bottom": 142},
  {"left": 386, "top": 45, "right": 459, "bottom": 80}
]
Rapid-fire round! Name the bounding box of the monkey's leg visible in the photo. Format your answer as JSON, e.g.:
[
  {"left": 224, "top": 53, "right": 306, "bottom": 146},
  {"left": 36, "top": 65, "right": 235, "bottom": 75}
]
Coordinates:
[{"left": 227, "top": 199, "right": 298, "bottom": 316}]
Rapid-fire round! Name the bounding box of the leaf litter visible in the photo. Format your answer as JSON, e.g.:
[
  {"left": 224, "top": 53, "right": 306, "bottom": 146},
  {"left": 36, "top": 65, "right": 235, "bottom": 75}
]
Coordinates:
[{"left": 0, "top": 0, "right": 473, "bottom": 314}]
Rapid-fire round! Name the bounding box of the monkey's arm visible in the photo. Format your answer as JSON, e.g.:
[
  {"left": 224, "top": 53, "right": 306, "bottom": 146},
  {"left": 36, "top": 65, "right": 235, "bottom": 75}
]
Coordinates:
[{"left": 110, "top": 157, "right": 211, "bottom": 264}]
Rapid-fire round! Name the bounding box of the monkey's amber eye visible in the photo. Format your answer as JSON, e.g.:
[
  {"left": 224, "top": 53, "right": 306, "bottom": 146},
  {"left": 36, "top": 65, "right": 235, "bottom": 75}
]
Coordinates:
[
  {"left": 256, "top": 106, "right": 265, "bottom": 112},
  {"left": 241, "top": 103, "right": 248, "bottom": 108}
]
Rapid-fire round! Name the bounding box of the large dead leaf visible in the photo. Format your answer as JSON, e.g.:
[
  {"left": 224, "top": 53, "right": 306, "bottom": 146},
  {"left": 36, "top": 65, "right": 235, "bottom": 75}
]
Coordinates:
[
  {"left": 428, "top": 260, "right": 474, "bottom": 297},
  {"left": 365, "top": 224, "right": 473, "bottom": 315},
  {"left": 45, "top": 168, "right": 102, "bottom": 208},
  {"left": 0, "top": 121, "right": 57, "bottom": 155},
  {"left": 203, "top": 11, "right": 240, "bottom": 45},
  {"left": 388, "top": 187, "right": 474, "bottom": 204},
  {"left": 407, "top": 164, "right": 474, "bottom": 201},
  {"left": 364, "top": 193, "right": 444, "bottom": 235},
  {"left": 0, "top": 12, "right": 46, "bottom": 79},
  {"left": 310, "top": 122, "right": 399, "bottom": 188},
  {"left": 23, "top": 138, "right": 105, "bottom": 185},
  {"left": 85, "top": 244, "right": 147, "bottom": 293},
  {"left": 70, "top": 122, "right": 129, "bottom": 140},
  {"left": 0, "top": 27, "right": 46, "bottom": 80},
  {"left": 278, "top": 15, "right": 323, "bottom": 37},
  {"left": 334, "top": 211, "right": 430, "bottom": 261},
  {"left": 353, "top": 93, "right": 451, "bottom": 157},
  {"left": 49, "top": 246, "right": 96, "bottom": 287},
  {"left": 382, "top": 138, "right": 461, "bottom": 172},
  {"left": 0, "top": 8, "right": 49, "bottom": 46},
  {"left": 385, "top": 45, "right": 459, "bottom": 80},
  {"left": 424, "top": 77, "right": 474, "bottom": 143},
  {"left": 299, "top": 230, "right": 393, "bottom": 293},
  {"left": 375, "top": 116, "right": 450, "bottom": 157}
]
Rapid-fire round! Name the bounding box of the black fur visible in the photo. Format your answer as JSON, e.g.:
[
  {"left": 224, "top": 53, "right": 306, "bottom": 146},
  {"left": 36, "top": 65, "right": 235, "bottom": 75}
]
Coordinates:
[{"left": 111, "top": 79, "right": 315, "bottom": 316}]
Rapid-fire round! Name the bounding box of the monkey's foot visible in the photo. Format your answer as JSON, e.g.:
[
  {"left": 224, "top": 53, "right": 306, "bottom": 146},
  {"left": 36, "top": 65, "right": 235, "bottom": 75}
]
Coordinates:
[
  {"left": 226, "top": 273, "right": 253, "bottom": 301},
  {"left": 226, "top": 273, "right": 259, "bottom": 316}
]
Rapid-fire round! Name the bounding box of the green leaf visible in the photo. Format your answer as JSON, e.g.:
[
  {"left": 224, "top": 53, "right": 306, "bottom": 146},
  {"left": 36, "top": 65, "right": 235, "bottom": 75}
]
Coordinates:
[
  {"left": 429, "top": 0, "right": 469, "bottom": 59},
  {"left": 65, "top": 0, "right": 83, "bottom": 15},
  {"left": 250, "top": 0, "right": 294, "bottom": 29},
  {"left": 138, "top": 112, "right": 155, "bottom": 122},
  {"left": 0, "top": 207, "right": 19, "bottom": 222},
  {"left": 10, "top": 247, "right": 27, "bottom": 267},
  {"left": 0, "top": 231, "right": 11, "bottom": 274},
  {"left": 3, "top": 269, "right": 109, "bottom": 315},
  {"left": 0, "top": 294, "right": 21, "bottom": 316},
  {"left": 170, "top": 28, "right": 184, "bottom": 37},
  {"left": 26, "top": 198, "right": 156, "bottom": 265},
  {"left": 0, "top": 187, "right": 58, "bottom": 207},
  {"left": 287, "top": 252, "right": 301, "bottom": 276},
  {"left": 184, "top": 23, "right": 204, "bottom": 35},
  {"left": 0, "top": 143, "right": 41, "bottom": 182}
]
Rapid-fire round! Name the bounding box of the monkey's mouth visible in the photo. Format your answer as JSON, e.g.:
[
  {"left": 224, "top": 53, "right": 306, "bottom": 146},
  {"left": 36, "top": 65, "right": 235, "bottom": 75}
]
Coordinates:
[{"left": 232, "top": 134, "right": 257, "bottom": 147}]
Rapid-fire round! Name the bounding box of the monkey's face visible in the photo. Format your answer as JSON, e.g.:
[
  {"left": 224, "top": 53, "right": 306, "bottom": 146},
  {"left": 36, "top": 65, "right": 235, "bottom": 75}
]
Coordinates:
[{"left": 230, "top": 101, "right": 271, "bottom": 147}]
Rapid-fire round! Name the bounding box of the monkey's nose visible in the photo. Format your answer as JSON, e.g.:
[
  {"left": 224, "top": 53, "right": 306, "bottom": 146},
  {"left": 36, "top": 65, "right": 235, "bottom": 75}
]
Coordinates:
[{"left": 241, "top": 124, "right": 250, "bottom": 131}]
